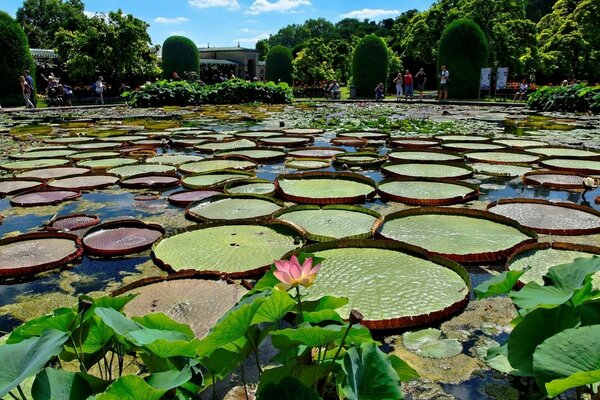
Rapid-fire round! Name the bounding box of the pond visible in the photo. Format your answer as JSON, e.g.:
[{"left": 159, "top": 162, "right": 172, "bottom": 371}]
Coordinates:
[{"left": 1, "top": 102, "right": 599, "bottom": 399}]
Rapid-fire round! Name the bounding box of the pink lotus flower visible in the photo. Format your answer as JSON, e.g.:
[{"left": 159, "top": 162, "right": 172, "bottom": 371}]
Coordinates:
[{"left": 273, "top": 255, "right": 321, "bottom": 291}]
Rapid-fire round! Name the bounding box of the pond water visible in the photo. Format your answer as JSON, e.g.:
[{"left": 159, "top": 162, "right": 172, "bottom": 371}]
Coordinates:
[{"left": 1, "top": 102, "right": 599, "bottom": 399}]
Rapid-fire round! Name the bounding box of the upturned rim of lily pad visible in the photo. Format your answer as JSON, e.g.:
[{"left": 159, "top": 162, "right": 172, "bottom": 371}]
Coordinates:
[
  {"left": 283, "top": 238, "right": 471, "bottom": 330},
  {"left": 381, "top": 161, "right": 474, "bottom": 181},
  {"left": 44, "top": 213, "right": 101, "bottom": 232},
  {"left": 377, "top": 178, "right": 479, "bottom": 206},
  {"left": 287, "top": 146, "right": 346, "bottom": 159},
  {"left": 284, "top": 158, "right": 332, "bottom": 170},
  {"left": 522, "top": 170, "right": 587, "bottom": 190},
  {"left": 223, "top": 178, "right": 276, "bottom": 196},
  {"left": 215, "top": 146, "right": 288, "bottom": 163},
  {"left": 539, "top": 157, "right": 600, "bottom": 174},
  {"left": 257, "top": 135, "right": 314, "bottom": 148},
  {"left": 83, "top": 219, "right": 165, "bottom": 257},
  {"left": 185, "top": 193, "right": 284, "bottom": 223},
  {"left": 332, "top": 152, "right": 388, "bottom": 167},
  {"left": 0, "top": 177, "right": 46, "bottom": 196},
  {"left": 167, "top": 189, "right": 222, "bottom": 207},
  {"left": 337, "top": 130, "right": 389, "bottom": 140},
  {"left": 329, "top": 137, "right": 369, "bottom": 147},
  {"left": 387, "top": 137, "right": 441, "bottom": 149},
  {"left": 181, "top": 169, "right": 256, "bottom": 190},
  {"left": 119, "top": 172, "right": 181, "bottom": 189},
  {"left": 9, "top": 188, "right": 82, "bottom": 207},
  {"left": 463, "top": 149, "right": 540, "bottom": 165},
  {"left": 387, "top": 148, "right": 463, "bottom": 162},
  {"left": 0, "top": 231, "right": 84, "bottom": 278}
]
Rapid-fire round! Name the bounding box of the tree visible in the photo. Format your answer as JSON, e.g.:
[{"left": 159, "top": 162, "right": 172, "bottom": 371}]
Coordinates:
[
  {"left": 16, "top": 0, "right": 85, "bottom": 48},
  {"left": 268, "top": 24, "right": 309, "bottom": 48},
  {"left": 524, "top": 0, "right": 558, "bottom": 22},
  {"left": 352, "top": 34, "right": 389, "bottom": 97},
  {"left": 265, "top": 45, "right": 293, "bottom": 85},
  {"left": 0, "top": 11, "right": 36, "bottom": 106},
  {"left": 161, "top": 36, "right": 199, "bottom": 79},
  {"left": 55, "top": 10, "right": 160, "bottom": 85},
  {"left": 293, "top": 38, "right": 335, "bottom": 85},
  {"left": 255, "top": 39, "right": 269, "bottom": 61},
  {"left": 328, "top": 39, "right": 353, "bottom": 83},
  {"left": 437, "top": 18, "right": 489, "bottom": 99}
]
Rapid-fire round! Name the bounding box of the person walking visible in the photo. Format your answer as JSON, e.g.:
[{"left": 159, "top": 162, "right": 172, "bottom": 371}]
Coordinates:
[
  {"left": 404, "top": 70, "right": 414, "bottom": 101},
  {"left": 24, "top": 70, "right": 36, "bottom": 108},
  {"left": 375, "top": 83, "right": 385, "bottom": 101},
  {"left": 415, "top": 68, "right": 427, "bottom": 101},
  {"left": 20, "top": 75, "right": 35, "bottom": 108},
  {"left": 94, "top": 76, "right": 104, "bottom": 105},
  {"left": 439, "top": 65, "right": 449, "bottom": 100},
  {"left": 393, "top": 73, "right": 403, "bottom": 101}
]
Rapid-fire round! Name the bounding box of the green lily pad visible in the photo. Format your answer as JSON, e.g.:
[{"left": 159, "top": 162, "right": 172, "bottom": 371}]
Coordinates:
[
  {"left": 388, "top": 138, "right": 440, "bottom": 148},
  {"left": 287, "top": 147, "right": 345, "bottom": 159},
  {"left": 0, "top": 179, "right": 44, "bottom": 196},
  {"left": 540, "top": 158, "right": 600, "bottom": 174},
  {"left": 152, "top": 223, "right": 302, "bottom": 277},
  {"left": 48, "top": 174, "right": 119, "bottom": 190},
  {"left": 224, "top": 179, "right": 276, "bottom": 195},
  {"left": 379, "top": 207, "right": 536, "bottom": 264},
  {"left": 10, "top": 150, "right": 77, "bottom": 159},
  {"left": 275, "top": 172, "right": 377, "bottom": 204},
  {"left": 441, "top": 142, "right": 506, "bottom": 151},
  {"left": 338, "top": 131, "right": 388, "bottom": 140},
  {"left": 234, "top": 130, "right": 283, "bottom": 138},
  {"left": 492, "top": 139, "right": 548, "bottom": 148},
  {"left": 464, "top": 151, "right": 539, "bottom": 164},
  {"left": 333, "top": 152, "right": 387, "bottom": 167},
  {"left": 182, "top": 170, "right": 254, "bottom": 189},
  {"left": 296, "top": 240, "right": 470, "bottom": 329},
  {"left": 284, "top": 158, "right": 331, "bottom": 170},
  {"left": 77, "top": 158, "right": 138, "bottom": 170},
  {"left": 145, "top": 155, "right": 204, "bottom": 166},
  {"left": 178, "top": 158, "right": 256, "bottom": 174},
  {"left": 388, "top": 150, "right": 462, "bottom": 162},
  {"left": 378, "top": 179, "right": 478, "bottom": 205},
  {"left": 402, "top": 328, "right": 442, "bottom": 351},
  {"left": 274, "top": 205, "right": 382, "bottom": 241},
  {"left": 402, "top": 329, "right": 463, "bottom": 359},
  {"left": 522, "top": 171, "right": 586, "bottom": 189},
  {"left": 195, "top": 139, "right": 256, "bottom": 153},
  {"left": 1, "top": 159, "right": 71, "bottom": 171},
  {"left": 68, "top": 151, "right": 121, "bottom": 161},
  {"left": 527, "top": 147, "right": 600, "bottom": 158},
  {"left": 186, "top": 194, "right": 282, "bottom": 222},
  {"left": 98, "top": 135, "right": 147, "bottom": 142},
  {"left": 435, "top": 134, "right": 490, "bottom": 142},
  {"left": 68, "top": 142, "right": 122, "bottom": 150},
  {"left": 471, "top": 163, "right": 532, "bottom": 177},
  {"left": 44, "top": 137, "right": 94, "bottom": 144},
  {"left": 10, "top": 125, "right": 53, "bottom": 139},
  {"left": 283, "top": 128, "right": 324, "bottom": 135},
  {"left": 216, "top": 148, "right": 287, "bottom": 162},
  {"left": 381, "top": 162, "right": 473, "bottom": 180},
  {"left": 258, "top": 136, "right": 312, "bottom": 147},
  {"left": 15, "top": 167, "right": 90, "bottom": 180},
  {"left": 107, "top": 164, "right": 176, "bottom": 178}
]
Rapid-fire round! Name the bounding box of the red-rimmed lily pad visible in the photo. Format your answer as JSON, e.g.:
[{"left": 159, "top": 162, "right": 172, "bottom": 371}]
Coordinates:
[
  {"left": 274, "top": 205, "right": 382, "bottom": 242},
  {"left": 77, "top": 158, "right": 138, "bottom": 170},
  {"left": 381, "top": 161, "right": 473, "bottom": 180},
  {"left": 258, "top": 135, "right": 313, "bottom": 147},
  {"left": 233, "top": 130, "right": 284, "bottom": 139},
  {"left": 107, "top": 164, "right": 176, "bottom": 178},
  {"left": 471, "top": 163, "right": 532, "bottom": 177},
  {"left": 145, "top": 154, "right": 204, "bottom": 166},
  {"left": 215, "top": 147, "right": 287, "bottom": 162},
  {"left": 284, "top": 158, "right": 331, "bottom": 170},
  {"left": 152, "top": 222, "right": 303, "bottom": 277},
  {"left": 387, "top": 149, "right": 462, "bottom": 163},
  {"left": 487, "top": 198, "right": 600, "bottom": 235},
  {"left": 68, "top": 151, "right": 121, "bottom": 161},
  {"left": 0, "top": 232, "right": 83, "bottom": 278},
  {"left": 275, "top": 172, "right": 377, "bottom": 205},
  {"left": 186, "top": 194, "right": 283, "bottom": 223},
  {"left": 45, "top": 214, "right": 101, "bottom": 232},
  {"left": 223, "top": 179, "right": 276, "bottom": 195},
  {"left": 120, "top": 173, "right": 181, "bottom": 189},
  {"left": 388, "top": 137, "right": 440, "bottom": 148},
  {"left": 523, "top": 171, "right": 587, "bottom": 190},
  {"left": 435, "top": 134, "right": 491, "bottom": 142},
  {"left": 0, "top": 178, "right": 45, "bottom": 196},
  {"left": 287, "top": 147, "right": 345, "bottom": 159},
  {"left": 182, "top": 169, "right": 255, "bottom": 189},
  {"left": 195, "top": 138, "right": 256, "bottom": 153},
  {"left": 1, "top": 159, "right": 71, "bottom": 171},
  {"left": 114, "top": 275, "right": 248, "bottom": 338},
  {"left": 10, "top": 190, "right": 81, "bottom": 207},
  {"left": 48, "top": 174, "right": 119, "bottom": 190},
  {"left": 463, "top": 151, "right": 539, "bottom": 164},
  {"left": 9, "top": 149, "right": 77, "bottom": 159},
  {"left": 167, "top": 189, "right": 221, "bottom": 207},
  {"left": 83, "top": 220, "right": 165, "bottom": 256},
  {"left": 15, "top": 167, "right": 91, "bottom": 180},
  {"left": 333, "top": 152, "right": 387, "bottom": 167},
  {"left": 287, "top": 239, "right": 470, "bottom": 330},
  {"left": 441, "top": 142, "right": 506, "bottom": 151},
  {"left": 526, "top": 147, "right": 600, "bottom": 159},
  {"left": 338, "top": 131, "right": 389, "bottom": 140},
  {"left": 378, "top": 207, "right": 537, "bottom": 264},
  {"left": 539, "top": 158, "right": 600, "bottom": 174},
  {"left": 329, "top": 137, "right": 369, "bottom": 147},
  {"left": 178, "top": 158, "right": 256, "bottom": 174},
  {"left": 378, "top": 179, "right": 479, "bottom": 206},
  {"left": 492, "top": 139, "right": 549, "bottom": 148}
]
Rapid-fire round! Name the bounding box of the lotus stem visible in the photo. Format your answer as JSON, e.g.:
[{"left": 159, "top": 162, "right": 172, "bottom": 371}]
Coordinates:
[
  {"left": 331, "top": 310, "right": 364, "bottom": 367},
  {"left": 16, "top": 385, "right": 28, "bottom": 400},
  {"left": 295, "top": 286, "right": 303, "bottom": 322},
  {"left": 246, "top": 333, "right": 263, "bottom": 376},
  {"left": 8, "top": 391, "right": 20, "bottom": 400},
  {"left": 240, "top": 363, "right": 249, "bottom": 400}
]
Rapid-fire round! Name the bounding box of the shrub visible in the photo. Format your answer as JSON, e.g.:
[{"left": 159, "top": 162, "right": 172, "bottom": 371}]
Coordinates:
[
  {"left": 527, "top": 84, "right": 600, "bottom": 113},
  {"left": 0, "top": 11, "right": 36, "bottom": 107},
  {"left": 265, "top": 45, "right": 293, "bottom": 85},
  {"left": 124, "top": 79, "right": 293, "bottom": 107},
  {"left": 437, "top": 19, "right": 488, "bottom": 99},
  {"left": 352, "top": 34, "right": 389, "bottom": 98},
  {"left": 161, "top": 35, "right": 199, "bottom": 80}
]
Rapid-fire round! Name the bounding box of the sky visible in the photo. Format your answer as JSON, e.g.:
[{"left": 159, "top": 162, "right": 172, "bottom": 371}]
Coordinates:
[{"left": 2, "top": 0, "right": 434, "bottom": 48}]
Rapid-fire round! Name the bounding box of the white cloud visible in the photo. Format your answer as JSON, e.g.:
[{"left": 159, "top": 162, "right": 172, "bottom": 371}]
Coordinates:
[
  {"left": 154, "top": 16, "right": 190, "bottom": 24},
  {"left": 234, "top": 33, "right": 270, "bottom": 46},
  {"left": 240, "top": 28, "right": 257, "bottom": 33},
  {"left": 189, "top": 0, "right": 240, "bottom": 10},
  {"left": 339, "top": 8, "right": 401, "bottom": 20},
  {"left": 246, "top": 0, "right": 311, "bottom": 15},
  {"left": 83, "top": 10, "right": 96, "bottom": 18}
]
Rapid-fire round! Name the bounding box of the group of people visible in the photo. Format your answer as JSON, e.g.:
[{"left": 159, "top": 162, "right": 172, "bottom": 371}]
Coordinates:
[
  {"left": 18, "top": 70, "right": 36, "bottom": 108},
  {"left": 383, "top": 65, "right": 449, "bottom": 101},
  {"left": 17, "top": 72, "right": 108, "bottom": 108}
]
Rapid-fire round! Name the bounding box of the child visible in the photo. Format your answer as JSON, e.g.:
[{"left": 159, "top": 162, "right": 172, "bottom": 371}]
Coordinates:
[{"left": 375, "top": 83, "right": 385, "bottom": 101}]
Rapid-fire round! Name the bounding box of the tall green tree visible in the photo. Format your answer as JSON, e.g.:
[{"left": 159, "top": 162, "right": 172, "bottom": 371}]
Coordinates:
[
  {"left": 255, "top": 39, "right": 269, "bottom": 61},
  {"left": 55, "top": 10, "right": 160, "bottom": 84},
  {"left": 265, "top": 45, "right": 293, "bottom": 85},
  {"left": 292, "top": 38, "right": 335, "bottom": 84},
  {"left": 352, "top": 34, "right": 389, "bottom": 97},
  {"left": 16, "top": 0, "right": 85, "bottom": 48}
]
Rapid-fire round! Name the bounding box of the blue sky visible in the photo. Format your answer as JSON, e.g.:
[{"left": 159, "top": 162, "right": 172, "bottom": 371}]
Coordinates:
[{"left": 2, "top": 0, "right": 434, "bottom": 48}]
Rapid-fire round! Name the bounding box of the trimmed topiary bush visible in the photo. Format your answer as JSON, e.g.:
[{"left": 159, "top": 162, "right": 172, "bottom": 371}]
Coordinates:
[
  {"left": 161, "top": 35, "right": 199, "bottom": 80},
  {"left": 265, "top": 45, "right": 293, "bottom": 85},
  {"left": 437, "top": 19, "right": 488, "bottom": 99},
  {"left": 0, "top": 11, "right": 36, "bottom": 107},
  {"left": 352, "top": 34, "right": 389, "bottom": 98}
]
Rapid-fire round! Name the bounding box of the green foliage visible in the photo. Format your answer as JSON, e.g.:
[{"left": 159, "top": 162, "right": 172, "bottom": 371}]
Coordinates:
[
  {"left": 527, "top": 84, "right": 600, "bottom": 113},
  {"left": 161, "top": 35, "right": 200, "bottom": 80},
  {"left": 16, "top": 0, "right": 85, "bottom": 48},
  {"left": 524, "top": 0, "right": 557, "bottom": 22},
  {"left": 437, "top": 18, "right": 489, "bottom": 99},
  {"left": 476, "top": 256, "right": 600, "bottom": 398},
  {"left": 265, "top": 45, "right": 293, "bottom": 85},
  {"left": 352, "top": 34, "right": 389, "bottom": 98},
  {"left": 293, "top": 38, "right": 335, "bottom": 85},
  {"left": 124, "top": 79, "right": 293, "bottom": 107},
  {"left": 0, "top": 11, "right": 36, "bottom": 107}
]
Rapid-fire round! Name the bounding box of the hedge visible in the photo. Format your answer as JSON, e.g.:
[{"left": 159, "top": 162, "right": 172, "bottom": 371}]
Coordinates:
[
  {"left": 161, "top": 36, "right": 199, "bottom": 80},
  {"left": 265, "top": 45, "right": 293, "bottom": 85},
  {"left": 352, "top": 34, "right": 389, "bottom": 98}
]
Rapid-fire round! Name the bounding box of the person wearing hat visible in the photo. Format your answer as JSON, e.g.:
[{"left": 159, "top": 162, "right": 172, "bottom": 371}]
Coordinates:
[{"left": 95, "top": 76, "right": 104, "bottom": 105}]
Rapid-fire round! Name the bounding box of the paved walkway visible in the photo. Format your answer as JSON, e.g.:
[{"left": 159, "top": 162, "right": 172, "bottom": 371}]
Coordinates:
[
  {"left": 0, "top": 103, "right": 126, "bottom": 113},
  {"left": 293, "top": 98, "right": 527, "bottom": 107}
]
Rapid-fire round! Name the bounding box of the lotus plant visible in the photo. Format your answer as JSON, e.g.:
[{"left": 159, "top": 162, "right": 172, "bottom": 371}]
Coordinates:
[{"left": 274, "top": 255, "right": 321, "bottom": 319}]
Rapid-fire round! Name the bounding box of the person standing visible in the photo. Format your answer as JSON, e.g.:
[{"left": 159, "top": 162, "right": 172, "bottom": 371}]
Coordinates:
[
  {"left": 20, "top": 76, "right": 35, "bottom": 108},
  {"left": 393, "top": 73, "right": 403, "bottom": 100},
  {"left": 404, "top": 70, "right": 414, "bottom": 101},
  {"left": 415, "top": 68, "right": 427, "bottom": 101},
  {"left": 24, "top": 70, "right": 36, "bottom": 108},
  {"left": 439, "top": 65, "right": 449, "bottom": 100},
  {"left": 95, "top": 76, "right": 104, "bottom": 105},
  {"left": 375, "top": 83, "right": 385, "bottom": 101}
]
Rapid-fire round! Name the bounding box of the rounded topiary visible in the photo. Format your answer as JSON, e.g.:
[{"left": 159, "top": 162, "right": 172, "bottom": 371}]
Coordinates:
[
  {"left": 161, "top": 36, "right": 199, "bottom": 80},
  {"left": 265, "top": 45, "right": 293, "bottom": 85},
  {"left": 352, "top": 34, "right": 389, "bottom": 98},
  {"left": 0, "top": 11, "right": 36, "bottom": 107},
  {"left": 437, "top": 18, "right": 488, "bottom": 99}
]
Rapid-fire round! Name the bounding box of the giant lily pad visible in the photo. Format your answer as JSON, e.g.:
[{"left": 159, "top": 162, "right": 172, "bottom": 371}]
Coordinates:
[
  {"left": 441, "top": 142, "right": 506, "bottom": 151},
  {"left": 487, "top": 199, "right": 600, "bottom": 235},
  {"left": 435, "top": 134, "right": 490, "bottom": 142},
  {"left": 258, "top": 136, "right": 313, "bottom": 147},
  {"left": 471, "top": 163, "right": 532, "bottom": 177},
  {"left": 68, "top": 142, "right": 122, "bottom": 151},
  {"left": 68, "top": 151, "right": 121, "bottom": 161},
  {"left": 388, "top": 137, "right": 440, "bottom": 148},
  {"left": 284, "top": 158, "right": 331, "bottom": 170},
  {"left": 526, "top": 147, "right": 600, "bottom": 159},
  {"left": 464, "top": 151, "right": 539, "bottom": 164},
  {"left": 77, "top": 158, "right": 138, "bottom": 170},
  {"left": 182, "top": 170, "right": 254, "bottom": 189},
  {"left": 114, "top": 275, "right": 247, "bottom": 338},
  {"left": 178, "top": 158, "right": 256, "bottom": 174},
  {"left": 45, "top": 137, "right": 95, "bottom": 144},
  {"left": 523, "top": 171, "right": 586, "bottom": 190},
  {"left": 274, "top": 205, "right": 382, "bottom": 241},
  {"left": 492, "top": 139, "right": 548, "bottom": 148},
  {"left": 152, "top": 222, "right": 303, "bottom": 277},
  {"left": 540, "top": 158, "right": 600, "bottom": 174},
  {"left": 388, "top": 150, "right": 462, "bottom": 163},
  {"left": 291, "top": 240, "right": 470, "bottom": 329},
  {"left": 507, "top": 242, "right": 600, "bottom": 286},
  {"left": 378, "top": 179, "right": 478, "bottom": 206},
  {"left": 48, "top": 174, "right": 119, "bottom": 190},
  {"left": 378, "top": 207, "right": 537, "bottom": 264},
  {"left": 0, "top": 232, "right": 83, "bottom": 278},
  {"left": 381, "top": 162, "right": 473, "bottom": 180},
  {"left": 167, "top": 190, "right": 221, "bottom": 207},
  {"left": 330, "top": 137, "right": 369, "bottom": 147},
  {"left": 216, "top": 147, "right": 287, "bottom": 162},
  {"left": 83, "top": 220, "right": 164, "bottom": 256},
  {"left": 234, "top": 130, "right": 284, "bottom": 139},
  {"left": 186, "top": 194, "right": 282, "bottom": 223},
  {"left": 1, "top": 159, "right": 71, "bottom": 171},
  {"left": 145, "top": 154, "right": 204, "bottom": 166},
  {"left": 120, "top": 173, "right": 181, "bottom": 189},
  {"left": 107, "top": 164, "right": 176, "bottom": 178},
  {"left": 15, "top": 167, "right": 90, "bottom": 180},
  {"left": 10, "top": 190, "right": 81, "bottom": 207},
  {"left": 287, "top": 147, "right": 345, "bottom": 159},
  {"left": 195, "top": 139, "right": 256, "bottom": 153},
  {"left": 10, "top": 149, "right": 76, "bottom": 159},
  {"left": 224, "top": 179, "right": 276, "bottom": 195},
  {"left": 0, "top": 178, "right": 44, "bottom": 196},
  {"left": 275, "top": 172, "right": 377, "bottom": 205},
  {"left": 45, "top": 214, "right": 101, "bottom": 232},
  {"left": 338, "top": 131, "right": 389, "bottom": 141},
  {"left": 333, "top": 152, "right": 387, "bottom": 167},
  {"left": 283, "top": 128, "right": 324, "bottom": 135}
]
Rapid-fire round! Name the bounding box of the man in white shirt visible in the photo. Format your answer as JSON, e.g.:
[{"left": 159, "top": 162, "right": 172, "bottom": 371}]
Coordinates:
[{"left": 439, "top": 65, "right": 449, "bottom": 100}]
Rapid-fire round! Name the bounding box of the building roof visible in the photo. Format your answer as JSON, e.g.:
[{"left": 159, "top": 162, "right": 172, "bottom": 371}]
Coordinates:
[
  {"left": 198, "top": 46, "right": 256, "bottom": 52},
  {"left": 30, "top": 48, "right": 59, "bottom": 59},
  {"left": 200, "top": 59, "right": 241, "bottom": 66}
]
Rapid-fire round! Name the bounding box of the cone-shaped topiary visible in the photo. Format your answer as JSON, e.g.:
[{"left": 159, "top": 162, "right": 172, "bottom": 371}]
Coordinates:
[
  {"left": 437, "top": 18, "right": 488, "bottom": 99},
  {"left": 162, "top": 35, "right": 200, "bottom": 80},
  {"left": 0, "top": 11, "right": 36, "bottom": 107},
  {"left": 265, "top": 45, "right": 293, "bottom": 85},
  {"left": 352, "top": 34, "right": 389, "bottom": 98}
]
